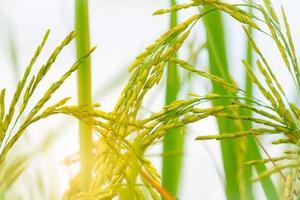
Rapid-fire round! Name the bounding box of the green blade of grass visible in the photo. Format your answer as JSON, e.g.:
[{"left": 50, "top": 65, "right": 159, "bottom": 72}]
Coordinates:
[
  {"left": 162, "top": 0, "right": 184, "bottom": 197},
  {"left": 75, "top": 0, "right": 93, "bottom": 191},
  {"left": 202, "top": 9, "right": 241, "bottom": 200},
  {"left": 203, "top": 7, "right": 278, "bottom": 200}
]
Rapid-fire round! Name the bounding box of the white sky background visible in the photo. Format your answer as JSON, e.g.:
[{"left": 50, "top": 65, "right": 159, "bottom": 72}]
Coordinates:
[{"left": 0, "top": 0, "right": 299, "bottom": 199}]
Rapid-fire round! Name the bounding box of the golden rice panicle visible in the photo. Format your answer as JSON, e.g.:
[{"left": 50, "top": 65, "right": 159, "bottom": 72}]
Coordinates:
[
  {"left": 242, "top": 60, "right": 277, "bottom": 108},
  {"left": 2, "top": 30, "right": 50, "bottom": 134},
  {"left": 245, "top": 155, "right": 293, "bottom": 166},
  {"left": 25, "top": 46, "right": 96, "bottom": 123},
  {"left": 63, "top": 1, "right": 300, "bottom": 199},
  {"left": 113, "top": 16, "right": 198, "bottom": 133},
  {"left": 0, "top": 40, "right": 95, "bottom": 167},
  {"left": 243, "top": 27, "right": 285, "bottom": 96},
  {"left": 280, "top": 6, "right": 300, "bottom": 91},
  {"left": 128, "top": 14, "right": 200, "bottom": 72},
  {"left": 255, "top": 60, "right": 295, "bottom": 124},
  {"left": 153, "top": 2, "right": 197, "bottom": 16},
  {"left": 191, "top": 0, "right": 259, "bottom": 29},
  {"left": 263, "top": 0, "right": 279, "bottom": 23},
  {"left": 196, "top": 130, "right": 257, "bottom": 141},
  {"left": 256, "top": 60, "right": 281, "bottom": 102},
  {"left": 257, "top": 2, "right": 300, "bottom": 91},
  {"left": 20, "top": 31, "right": 76, "bottom": 114},
  {"left": 252, "top": 163, "right": 299, "bottom": 182},
  {"left": 236, "top": 103, "right": 283, "bottom": 123},
  {"left": 153, "top": 0, "right": 260, "bottom": 30},
  {"left": 262, "top": 8, "right": 291, "bottom": 71},
  {"left": 29, "top": 97, "right": 72, "bottom": 124},
  {"left": 22, "top": 30, "right": 51, "bottom": 82},
  {"left": 171, "top": 57, "right": 239, "bottom": 93},
  {"left": 281, "top": 6, "right": 297, "bottom": 62}
]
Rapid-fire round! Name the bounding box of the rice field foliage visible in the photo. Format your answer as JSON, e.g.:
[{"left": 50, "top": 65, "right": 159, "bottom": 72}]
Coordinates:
[
  {"left": 2, "top": 0, "right": 300, "bottom": 199},
  {"left": 63, "top": 1, "right": 293, "bottom": 199},
  {"left": 0, "top": 30, "right": 95, "bottom": 198}
]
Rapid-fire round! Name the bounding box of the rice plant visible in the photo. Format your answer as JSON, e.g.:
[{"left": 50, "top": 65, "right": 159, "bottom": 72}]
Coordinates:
[
  {"left": 0, "top": 30, "right": 95, "bottom": 199},
  {"left": 2, "top": 0, "right": 300, "bottom": 199},
  {"left": 75, "top": 0, "right": 93, "bottom": 191}
]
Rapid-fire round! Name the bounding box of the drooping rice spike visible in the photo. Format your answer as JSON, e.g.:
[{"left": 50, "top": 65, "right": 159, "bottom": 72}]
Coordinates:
[
  {"left": 171, "top": 57, "right": 239, "bottom": 93},
  {"left": 262, "top": 9, "right": 291, "bottom": 71},
  {"left": 281, "top": 6, "right": 297, "bottom": 65},
  {"left": 252, "top": 162, "right": 299, "bottom": 182},
  {"left": 196, "top": 128, "right": 281, "bottom": 141},
  {"left": 236, "top": 103, "right": 283, "bottom": 124},
  {"left": 263, "top": 0, "right": 279, "bottom": 24},
  {"left": 243, "top": 60, "right": 278, "bottom": 108},
  {"left": 20, "top": 31, "right": 76, "bottom": 114},
  {"left": 243, "top": 27, "right": 287, "bottom": 97},
  {"left": 153, "top": 2, "right": 197, "bottom": 16},
  {"left": 0, "top": 46, "right": 96, "bottom": 167},
  {"left": 271, "top": 138, "right": 296, "bottom": 145},
  {"left": 193, "top": 0, "right": 260, "bottom": 29},
  {"left": 244, "top": 155, "right": 294, "bottom": 165},
  {"left": 2, "top": 30, "right": 50, "bottom": 134},
  {"left": 128, "top": 14, "right": 201, "bottom": 73}
]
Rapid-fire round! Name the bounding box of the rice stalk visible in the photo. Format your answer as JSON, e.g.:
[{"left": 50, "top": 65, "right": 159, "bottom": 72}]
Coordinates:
[
  {"left": 59, "top": 1, "right": 300, "bottom": 199},
  {"left": 63, "top": 10, "right": 201, "bottom": 199},
  {"left": 162, "top": 0, "right": 183, "bottom": 197},
  {"left": 190, "top": 1, "right": 300, "bottom": 198},
  {"left": 75, "top": 0, "right": 93, "bottom": 191},
  {"left": 202, "top": 6, "right": 245, "bottom": 199}
]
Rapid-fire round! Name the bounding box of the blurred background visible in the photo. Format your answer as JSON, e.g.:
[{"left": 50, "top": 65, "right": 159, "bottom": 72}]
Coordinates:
[{"left": 0, "top": 0, "right": 300, "bottom": 199}]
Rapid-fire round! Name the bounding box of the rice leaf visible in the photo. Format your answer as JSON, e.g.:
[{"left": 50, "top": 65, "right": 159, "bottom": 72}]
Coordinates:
[
  {"left": 202, "top": 7, "right": 242, "bottom": 199},
  {"left": 162, "top": 0, "right": 184, "bottom": 197}
]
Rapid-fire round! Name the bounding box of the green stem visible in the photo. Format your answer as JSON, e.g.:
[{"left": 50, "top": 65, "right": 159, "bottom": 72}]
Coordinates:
[
  {"left": 162, "top": 0, "right": 183, "bottom": 197},
  {"left": 75, "top": 0, "right": 93, "bottom": 191},
  {"left": 203, "top": 9, "right": 240, "bottom": 200},
  {"left": 203, "top": 6, "right": 278, "bottom": 200},
  {"left": 243, "top": 5, "right": 279, "bottom": 199}
]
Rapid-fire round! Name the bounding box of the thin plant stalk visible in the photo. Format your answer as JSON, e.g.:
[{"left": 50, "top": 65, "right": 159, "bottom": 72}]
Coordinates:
[
  {"left": 203, "top": 9, "right": 241, "bottom": 199},
  {"left": 75, "top": 0, "right": 93, "bottom": 191},
  {"left": 162, "top": 0, "right": 184, "bottom": 197},
  {"left": 203, "top": 7, "right": 278, "bottom": 200}
]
